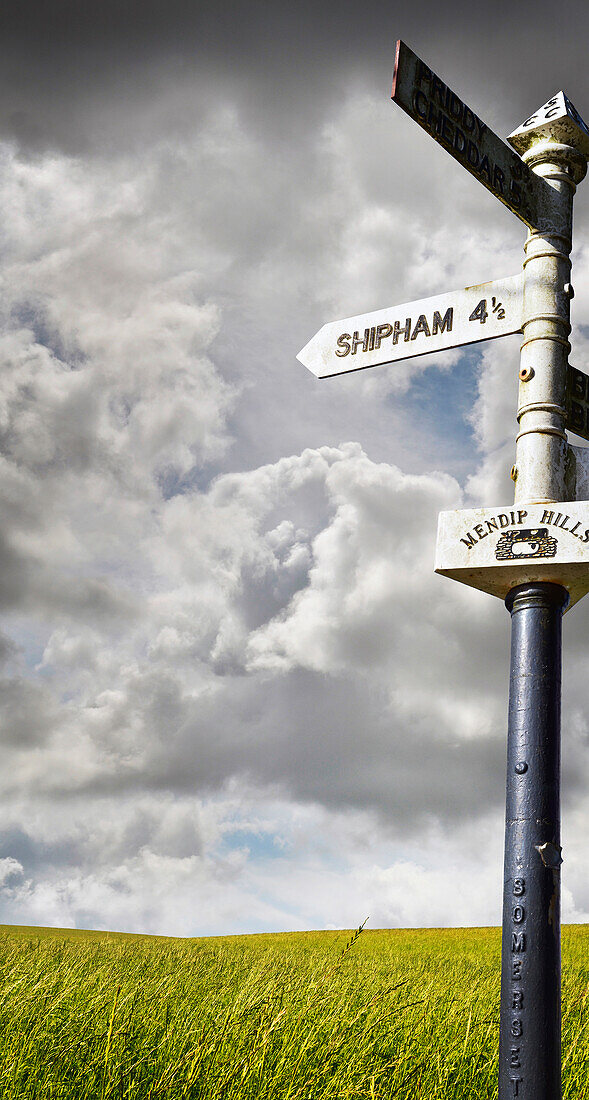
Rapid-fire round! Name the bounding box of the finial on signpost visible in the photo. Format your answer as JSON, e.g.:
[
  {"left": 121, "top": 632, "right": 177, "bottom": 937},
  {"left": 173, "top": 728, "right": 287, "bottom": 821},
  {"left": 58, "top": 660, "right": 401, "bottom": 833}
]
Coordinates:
[{"left": 508, "top": 91, "right": 589, "bottom": 175}]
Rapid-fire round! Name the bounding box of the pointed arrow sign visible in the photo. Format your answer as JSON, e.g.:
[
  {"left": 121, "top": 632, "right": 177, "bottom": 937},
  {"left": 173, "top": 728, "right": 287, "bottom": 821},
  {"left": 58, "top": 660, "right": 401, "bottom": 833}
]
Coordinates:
[
  {"left": 392, "top": 41, "right": 553, "bottom": 231},
  {"left": 566, "top": 364, "right": 589, "bottom": 442},
  {"left": 298, "top": 273, "right": 523, "bottom": 378}
]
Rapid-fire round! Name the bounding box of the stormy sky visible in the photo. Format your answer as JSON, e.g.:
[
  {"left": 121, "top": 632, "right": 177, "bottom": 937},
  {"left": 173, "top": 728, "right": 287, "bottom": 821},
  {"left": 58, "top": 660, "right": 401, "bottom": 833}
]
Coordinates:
[{"left": 0, "top": 1, "right": 588, "bottom": 935}]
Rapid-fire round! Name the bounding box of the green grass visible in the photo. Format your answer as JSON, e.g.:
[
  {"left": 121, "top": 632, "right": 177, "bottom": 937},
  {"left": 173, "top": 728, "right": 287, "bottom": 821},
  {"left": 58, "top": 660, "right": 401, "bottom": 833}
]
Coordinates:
[{"left": 0, "top": 922, "right": 587, "bottom": 1098}]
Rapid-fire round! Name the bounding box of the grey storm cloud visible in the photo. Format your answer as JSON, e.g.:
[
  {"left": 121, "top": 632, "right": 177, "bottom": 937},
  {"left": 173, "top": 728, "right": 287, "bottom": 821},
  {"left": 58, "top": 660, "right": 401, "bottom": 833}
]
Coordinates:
[{"left": 0, "top": 0, "right": 587, "bottom": 155}]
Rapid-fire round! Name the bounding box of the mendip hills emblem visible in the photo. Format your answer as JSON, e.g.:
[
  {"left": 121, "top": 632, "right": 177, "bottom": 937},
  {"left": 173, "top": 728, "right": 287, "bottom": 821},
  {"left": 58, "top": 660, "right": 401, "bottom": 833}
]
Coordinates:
[{"left": 495, "top": 528, "right": 558, "bottom": 560}]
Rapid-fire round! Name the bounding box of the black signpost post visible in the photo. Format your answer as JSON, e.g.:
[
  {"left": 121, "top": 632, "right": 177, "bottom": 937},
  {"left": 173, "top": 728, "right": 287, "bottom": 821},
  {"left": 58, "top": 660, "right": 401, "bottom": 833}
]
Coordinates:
[{"left": 500, "top": 582, "right": 567, "bottom": 1098}]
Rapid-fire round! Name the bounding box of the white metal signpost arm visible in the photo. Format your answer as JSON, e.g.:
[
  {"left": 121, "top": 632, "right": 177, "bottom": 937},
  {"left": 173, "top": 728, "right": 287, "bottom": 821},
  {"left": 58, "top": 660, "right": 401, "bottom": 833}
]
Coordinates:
[{"left": 297, "top": 274, "right": 523, "bottom": 379}]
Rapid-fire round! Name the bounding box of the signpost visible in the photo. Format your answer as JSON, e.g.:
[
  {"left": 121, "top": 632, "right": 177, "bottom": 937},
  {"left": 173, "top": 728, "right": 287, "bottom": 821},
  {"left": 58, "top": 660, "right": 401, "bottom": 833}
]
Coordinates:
[{"left": 298, "top": 38, "right": 589, "bottom": 1100}]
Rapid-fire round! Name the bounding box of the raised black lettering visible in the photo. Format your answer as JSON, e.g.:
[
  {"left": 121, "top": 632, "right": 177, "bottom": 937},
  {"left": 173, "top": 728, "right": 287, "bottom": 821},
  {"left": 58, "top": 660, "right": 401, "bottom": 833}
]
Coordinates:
[
  {"left": 494, "top": 166, "right": 505, "bottom": 194},
  {"left": 448, "top": 93, "right": 463, "bottom": 121},
  {"left": 462, "top": 107, "right": 476, "bottom": 134},
  {"left": 479, "top": 154, "right": 492, "bottom": 183},
  {"left": 453, "top": 127, "right": 466, "bottom": 155},
  {"left": 569, "top": 400, "right": 585, "bottom": 433},
  {"left": 413, "top": 90, "right": 428, "bottom": 121},
  {"left": 432, "top": 308, "right": 453, "bottom": 335},
  {"left": 510, "top": 1048, "right": 521, "bottom": 1068},
  {"left": 374, "top": 323, "right": 392, "bottom": 349},
  {"left": 393, "top": 318, "right": 411, "bottom": 344},
  {"left": 335, "top": 334, "right": 351, "bottom": 357},
  {"left": 511, "top": 1019, "right": 523, "bottom": 1038},
  {"left": 411, "top": 314, "right": 431, "bottom": 340},
  {"left": 510, "top": 1079, "right": 523, "bottom": 1097},
  {"left": 513, "top": 878, "right": 525, "bottom": 897},
  {"left": 512, "top": 990, "right": 523, "bottom": 1009},
  {"left": 432, "top": 76, "right": 446, "bottom": 107},
  {"left": 350, "top": 330, "right": 369, "bottom": 355},
  {"left": 427, "top": 101, "right": 444, "bottom": 136},
  {"left": 469, "top": 299, "right": 488, "bottom": 324},
  {"left": 570, "top": 367, "right": 586, "bottom": 400},
  {"left": 512, "top": 933, "right": 526, "bottom": 953},
  {"left": 441, "top": 115, "right": 454, "bottom": 146},
  {"left": 567, "top": 99, "right": 585, "bottom": 128},
  {"left": 512, "top": 959, "right": 522, "bottom": 980},
  {"left": 467, "top": 141, "right": 479, "bottom": 167},
  {"left": 513, "top": 906, "right": 525, "bottom": 924},
  {"left": 460, "top": 532, "right": 477, "bottom": 550},
  {"left": 509, "top": 179, "right": 522, "bottom": 207},
  {"left": 415, "top": 61, "right": 433, "bottom": 88}
]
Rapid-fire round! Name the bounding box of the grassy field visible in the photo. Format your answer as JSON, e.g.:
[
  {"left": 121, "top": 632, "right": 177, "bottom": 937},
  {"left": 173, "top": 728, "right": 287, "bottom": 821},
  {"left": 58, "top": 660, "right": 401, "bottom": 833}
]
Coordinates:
[{"left": 0, "top": 922, "right": 587, "bottom": 1098}]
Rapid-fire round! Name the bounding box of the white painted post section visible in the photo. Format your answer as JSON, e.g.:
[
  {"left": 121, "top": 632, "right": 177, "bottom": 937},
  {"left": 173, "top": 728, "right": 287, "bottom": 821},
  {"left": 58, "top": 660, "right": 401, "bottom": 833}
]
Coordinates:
[{"left": 513, "top": 143, "right": 586, "bottom": 505}]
